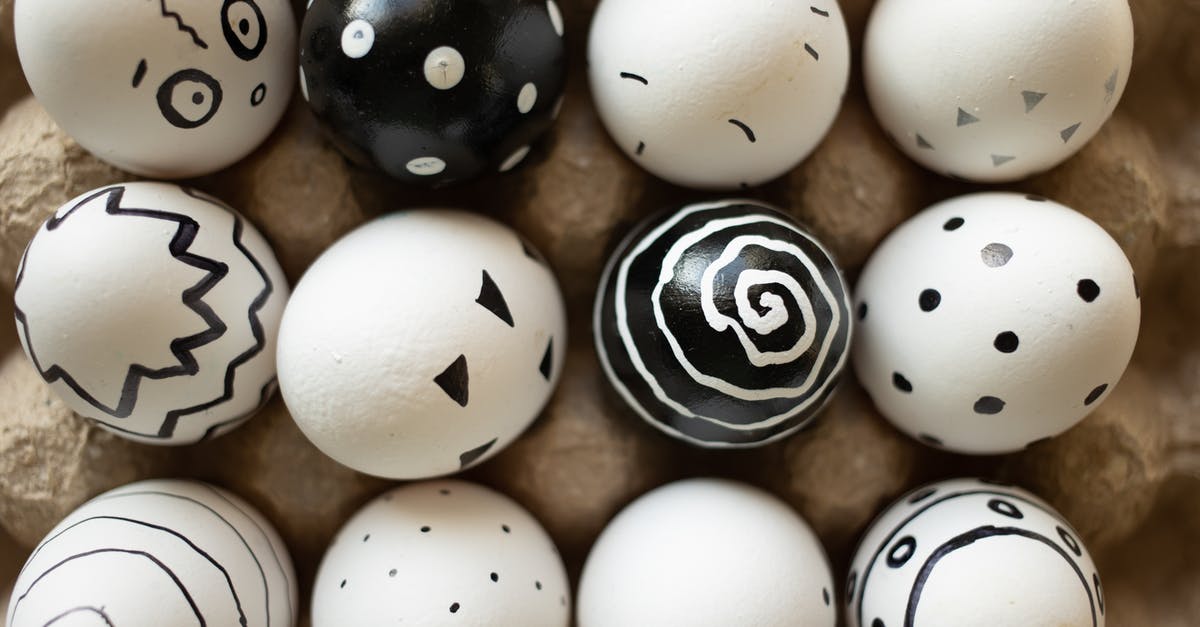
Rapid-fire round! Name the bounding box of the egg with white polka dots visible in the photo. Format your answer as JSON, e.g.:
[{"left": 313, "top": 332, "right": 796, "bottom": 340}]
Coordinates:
[
  {"left": 578, "top": 478, "right": 836, "bottom": 627},
  {"left": 853, "top": 192, "right": 1141, "bottom": 454},
  {"left": 299, "top": 0, "right": 567, "bottom": 186},
  {"left": 588, "top": 0, "right": 850, "bottom": 190},
  {"left": 847, "top": 478, "right": 1105, "bottom": 627},
  {"left": 312, "top": 480, "right": 570, "bottom": 627},
  {"left": 864, "top": 0, "right": 1134, "bottom": 182}
]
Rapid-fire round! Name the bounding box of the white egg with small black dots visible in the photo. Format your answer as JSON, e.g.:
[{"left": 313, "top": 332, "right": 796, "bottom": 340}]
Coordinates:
[
  {"left": 312, "top": 481, "right": 570, "bottom": 627},
  {"left": 587, "top": 0, "right": 850, "bottom": 190},
  {"left": 853, "top": 192, "right": 1141, "bottom": 454},
  {"left": 864, "top": 0, "right": 1134, "bottom": 182}
]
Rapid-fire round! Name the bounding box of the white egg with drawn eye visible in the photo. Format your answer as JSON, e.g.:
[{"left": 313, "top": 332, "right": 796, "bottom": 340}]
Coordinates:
[
  {"left": 587, "top": 0, "right": 850, "bottom": 190},
  {"left": 14, "top": 0, "right": 297, "bottom": 178},
  {"left": 863, "top": 0, "right": 1134, "bottom": 182}
]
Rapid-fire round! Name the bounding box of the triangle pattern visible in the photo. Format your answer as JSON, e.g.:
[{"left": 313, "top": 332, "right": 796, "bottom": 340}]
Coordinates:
[
  {"left": 539, "top": 339, "right": 554, "bottom": 381},
  {"left": 957, "top": 108, "right": 980, "bottom": 127},
  {"left": 1060, "top": 122, "right": 1082, "bottom": 143},
  {"left": 991, "top": 154, "right": 1015, "bottom": 167},
  {"left": 459, "top": 438, "right": 497, "bottom": 468},
  {"left": 434, "top": 355, "right": 470, "bottom": 407},
  {"left": 1022, "top": 91, "right": 1046, "bottom": 113},
  {"left": 916, "top": 134, "right": 934, "bottom": 150},
  {"left": 476, "top": 270, "right": 514, "bottom": 327},
  {"left": 1105, "top": 69, "right": 1118, "bottom": 101}
]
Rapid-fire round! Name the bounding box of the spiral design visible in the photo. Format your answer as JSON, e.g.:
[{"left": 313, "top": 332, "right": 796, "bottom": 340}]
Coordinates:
[{"left": 595, "top": 200, "right": 852, "bottom": 447}]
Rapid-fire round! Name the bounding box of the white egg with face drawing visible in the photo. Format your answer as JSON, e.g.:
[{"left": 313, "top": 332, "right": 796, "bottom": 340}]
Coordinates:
[
  {"left": 587, "top": 0, "right": 850, "bottom": 190},
  {"left": 14, "top": 0, "right": 296, "bottom": 178}
]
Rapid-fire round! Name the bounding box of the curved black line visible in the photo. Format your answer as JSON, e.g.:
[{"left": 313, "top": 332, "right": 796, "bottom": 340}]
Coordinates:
[
  {"left": 854, "top": 488, "right": 1079, "bottom": 627},
  {"left": 195, "top": 377, "right": 277, "bottom": 443},
  {"left": 619, "top": 72, "right": 648, "bottom": 85},
  {"left": 904, "top": 526, "right": 1096, "bottom": 627},
  {"left": 13, "top": 548, "right": 205, "bottom": 626},
  {"left": 728, "top": 119, "right": 757, "bottom": 143},
  {"left": 31, "top": 516, "right": 247, "bottom": 626},
  {"left": 199, "top": 483, "right": 294, "bottom": 625},
  {"left": 89, "top": 488, "right": 282, "bottom": 626},
  {"left": 158, "top": 0, "right": 208, "bottom": 49},
  {"left": 222, "top": 0, "right": 268, "bottom": 61},
  {"left": 13, "top": 186, "right": 229, "bottom": 426},
  {"left": 132, "top": 59, "right": 148, "bottom": 88},
  {"left": 43, "top": 606, "right": 116, "bottom": 626}
]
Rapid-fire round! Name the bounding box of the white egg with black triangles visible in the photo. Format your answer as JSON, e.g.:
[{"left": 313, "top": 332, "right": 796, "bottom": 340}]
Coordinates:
[
  {"left": 277, "top": 210, "right": 567, "bottom": 479},
  {"left": 13, "top": 182, "right": 289, "bottom": 445},
  {"left": 7, "top": 479, "right": 297, "bottom": 627},
  {"left": 847, "top": 478, "right": 1105, "bottom": 627},
  {"left": 853, "top": 192, "right": 1140, "bottom": 454},
  {"left": 312, "top": 480, "right": 570, "bottom": 626}
]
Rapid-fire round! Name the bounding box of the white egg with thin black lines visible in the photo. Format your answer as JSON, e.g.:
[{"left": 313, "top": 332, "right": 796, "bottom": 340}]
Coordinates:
[
  {"left": 846, "top": 478, "right": 1105, "bottom": 627},
  {"left": 6, "top": 479, "right": 297, "bottom": 627},
  {"left": 587, "top": 0, "right": 850, "bottom": 190},
  {"left": 595, "top": 199, "right": 852, "bottom": 448}
]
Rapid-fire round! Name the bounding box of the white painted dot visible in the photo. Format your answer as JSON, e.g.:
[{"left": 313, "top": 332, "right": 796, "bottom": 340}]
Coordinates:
[
  {"left": 341, "top": 20, "right": 375, "bottom": 59},
  {"left": 551, "top": 95, "right": 565, "bottom": 119},
  {"left": 499, "top": 146, "right": 531, "bottom": 172},
  {"left": 406, "top": 156, "right": 447, "bottom": 176},
  {"left": 424, "top": 46, "right": 466, "bottom": 90},
  {"left": 517, "top": 83, "right": 538, "bottom": 114},
  {"left": 306, "top": 0, "right": 314, "bottom": 9},
  {"left": 546, "top": 0, "right": 564, "bottom": 37},
  {"left": 299, "top": 66, "right": 309, "bottom": 102}
]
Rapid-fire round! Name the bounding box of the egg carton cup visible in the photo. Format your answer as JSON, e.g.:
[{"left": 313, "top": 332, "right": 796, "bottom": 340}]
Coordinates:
[{"left": 1, "top": 0, "right": 1199, "bottom": 624}]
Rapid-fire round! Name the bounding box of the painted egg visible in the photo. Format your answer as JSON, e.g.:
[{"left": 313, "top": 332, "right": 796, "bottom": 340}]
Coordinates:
[
  {"left": 276, "top": 210, "right": 566, "bottom": 479},
  {"left": 587, "top": 0, "right": 850, "bottom": 190},
  {"left": 853, "top": 192, "right": 1140, "bottom": 454},
  {"left": 578, "top": 478, "right": 836, "bottom": 627},
  {"left": 7, "top": 479, "right": 297, "bottom": 627},
  {"left": 847, "top": 478, "right": 1105, "bottom": 627},
  {"left": 595, "top": 200, "right": 852, "bottom": 448},
  {"left": 13, "top": 182, "right": 289, "bottom": 445},
  {"left": 312, "top": 480, "right": 570, "bottom": 626},
  {"left": 14, "top": 0, "right": 296, "bottom": 178},
  {"left": 864, "top": 0, "right": 1133, "bottom": 182},
  {"left": 299, "top": 0, "right": 567, "bottom": 186}
]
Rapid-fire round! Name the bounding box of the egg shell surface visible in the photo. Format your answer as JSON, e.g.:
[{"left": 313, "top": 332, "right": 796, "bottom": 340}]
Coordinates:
[
  {"left": 852, "top": 192, "right": 1140, "bottom": 454},
  {"left": 595, "top": 199, "right": 853, "bottom": 448},
  {"left": 863, "top": 0, "right": 1133, "bottom": 182},
  {"left": 276, "top": 210, "right": 567, "bottom": 479},
  {"left": 13, "top": 182, "right": 289, "bottom": 445},
  {"left": 577, "top": 478, "right": 836, "bottom": 627},
  {"left": 14, "top": 0, "right": 297, "bottom": 178},
  {"left": 587, "top": 0, "right": 850, "bottom": 190},
  {"left": 6, "top": 479, "right": 297, "bottom": 627},
  {"left": 312, "top": 480, "right": 570, "bottom": 627},
  {"left": 846, "top": 478, "right": 1105, "bottom": 627}
]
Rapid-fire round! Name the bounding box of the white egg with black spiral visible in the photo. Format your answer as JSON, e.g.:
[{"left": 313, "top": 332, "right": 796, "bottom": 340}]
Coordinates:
[
  {"left": 846, "top": 478, "right": 1105, "bottom": 627},
  {"left": 6, "top": 479, "right": 297, "bottom": 627},
  {"left": 595, "top": 199, "right": 852, "bottom": 447}
]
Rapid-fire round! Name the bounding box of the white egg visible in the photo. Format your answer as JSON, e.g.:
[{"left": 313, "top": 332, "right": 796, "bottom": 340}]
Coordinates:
[
  {"left": 863, "top": 0, "right": 1133, "bottom": 182},
  {"left": 587, "top": 0, "right": 850, "bottom": 190},
  {"left": 276, "top": 210, "right": 567, "bottom": 480},
  {"left": 578, "top": 478, "right": 836, "bottom": 627},
  {"left": 852, "top": 192, "right": 1141, "bottom": 454},
  {"left": 312, "top": 480, "right": 570, "bottom": 627},
  {"left": 847, "top": 478, "right": 1105, "bottom": 627},
  {"left": 14, "top": 0, "right": 297, "bottom": 178},
  {"left": 13, "top": 182, "right": 289, "bottom": 445},
  {"left": 7, "top": 479, "right": 297, "bottom": 627}
]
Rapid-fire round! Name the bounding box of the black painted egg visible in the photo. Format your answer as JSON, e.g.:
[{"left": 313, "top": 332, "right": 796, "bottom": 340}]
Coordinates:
[
  {"left": 299, "top": 0, "right": 567, "bottom": 186},
  {"left": 594, "top": 200, "right": 853, "bottom": 448}
]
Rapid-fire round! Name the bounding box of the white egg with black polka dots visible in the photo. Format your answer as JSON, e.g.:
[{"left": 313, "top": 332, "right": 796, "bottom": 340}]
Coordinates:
[
  {"left": 853, "top": 192, "right": 1141, "bottom": 454},
  {"left": 587, "top": 0, "right": 850, "bottom": 190},
  {"left": 864, "top": 0, "right": 1133, "bottom": 182},
  {"left": 846, "top": 478, "right": 1106, "bottom": 627},
  {"left": 312, "top": 481, "right": 570, "bottom": 627}
]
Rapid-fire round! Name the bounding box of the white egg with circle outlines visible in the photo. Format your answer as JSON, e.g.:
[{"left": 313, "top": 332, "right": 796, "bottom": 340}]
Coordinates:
[
  {"left": 312, "top": 480, "right": 570, "bottom": 627},
  {"left": 587, "top": 0, "right": 850, "bottom": 190},
  {"left": 7, "top": 479, "right": 297, "bottom": 627},
  {"left": 852, "top": 192, "right": 1140, "bottom": 454},
  {"left": 276, "top": 210, "right": 567, "bottom": 480},
  {"left": 863, "top": 0, "right": 1133, "bottom": 182},
  {"left": 578, "top": 478, "right": 836, "bottom": 627},
  {"left": 14, "top": 0, "right": 297, "bottom": 178}
]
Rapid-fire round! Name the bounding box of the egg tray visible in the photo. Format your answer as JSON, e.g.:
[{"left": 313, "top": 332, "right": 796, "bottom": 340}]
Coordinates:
[{"left": 0, "top": 0, "right": 1198, "bottom": 624}]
